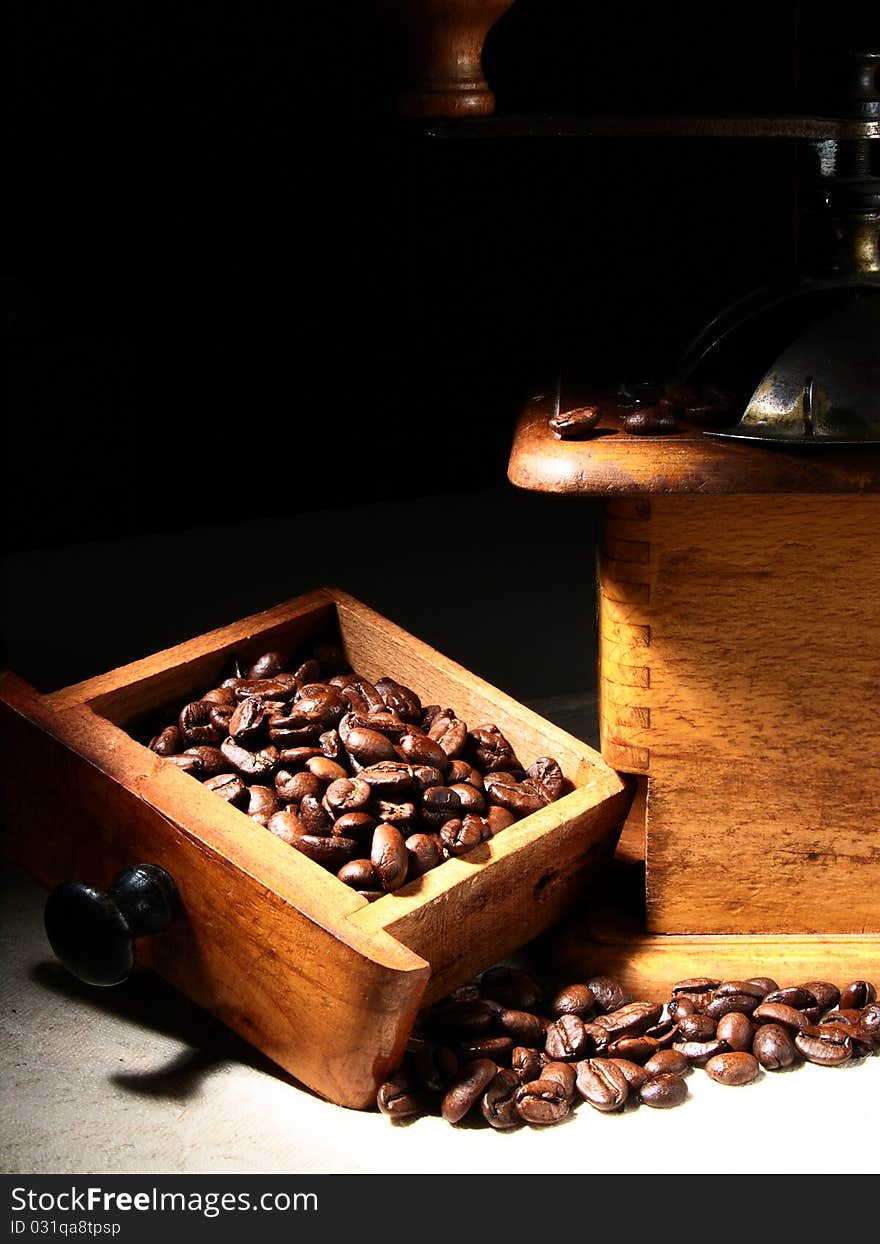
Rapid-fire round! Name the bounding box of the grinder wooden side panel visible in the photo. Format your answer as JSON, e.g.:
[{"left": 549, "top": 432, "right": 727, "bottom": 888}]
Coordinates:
[{"left": 598, "top": 494, "right": 880, "bottom": 936}]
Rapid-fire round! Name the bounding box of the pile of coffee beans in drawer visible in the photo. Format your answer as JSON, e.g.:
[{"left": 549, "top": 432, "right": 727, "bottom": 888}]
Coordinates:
[
  {"left": 377, "top": 966, "right": 879, "bottom": 1126},
  {"left": 146, "top": 645, "right": 570, "bottom": 895}
]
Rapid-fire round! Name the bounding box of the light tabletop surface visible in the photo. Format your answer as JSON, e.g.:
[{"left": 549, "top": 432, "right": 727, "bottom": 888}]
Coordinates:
[{"left": 3, "top": 855, "right": 878, "bottom": 1178}]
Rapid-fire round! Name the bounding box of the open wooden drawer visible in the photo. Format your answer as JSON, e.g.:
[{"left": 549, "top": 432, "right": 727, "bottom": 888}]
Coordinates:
[{"left": 0, "top": 587, "right": 629, "bottom": 1108}]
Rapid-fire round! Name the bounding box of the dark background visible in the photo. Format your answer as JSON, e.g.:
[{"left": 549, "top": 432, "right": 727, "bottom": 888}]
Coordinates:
[{"left": 4, "top": 1, "right": 878, "bottom": 698}]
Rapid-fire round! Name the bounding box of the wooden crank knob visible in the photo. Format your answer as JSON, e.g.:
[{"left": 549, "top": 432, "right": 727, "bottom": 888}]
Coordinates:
[{"left": 44, "top": 864, "right": 179, "bottom": 987}]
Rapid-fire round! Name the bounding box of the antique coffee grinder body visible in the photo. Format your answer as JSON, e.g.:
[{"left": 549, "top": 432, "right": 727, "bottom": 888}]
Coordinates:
[{"left": 510, "top": 53, "right": 880, "bottom": 990}]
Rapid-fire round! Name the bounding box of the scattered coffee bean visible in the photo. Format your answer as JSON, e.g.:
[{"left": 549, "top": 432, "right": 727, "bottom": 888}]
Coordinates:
[
  {"left": 549, "top": 405, "right": 601, "bottom": 440},
  {"left": 705, "top": 1051, "right": 761, "bottom": 1086},
  {"left": 639, "top": 1073, "right": 688, "bottom": 1108},
  {"left": 374, "top": 967, "right": 877, "bottom": 1129}
]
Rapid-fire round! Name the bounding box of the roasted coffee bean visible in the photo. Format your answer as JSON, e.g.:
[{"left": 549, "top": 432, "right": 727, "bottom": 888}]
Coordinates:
[
  {"left": 337, "top": 859, "right": 381, "bottom": 890},
  {"left": 858, "top": 1002, "right": 880, "bottom": 1045},
  {"left": 468, "top": 725, "right": 521, "bottom": 773},
  {"left": 458, "top": 1036, "right": 514, "bottom": 1064},
  {"left": 575, "top": 1058, "right": 629, "bottom": 1112},
  {"left": 299, "top": 793, "right": 332, "bottom": 834},
  {"left": 344, "top": 726, "right": 396, "bottom": 765},
  {"left": 544, "top": 1014, "right": 593, "bottom": 1061},
  {"left": 752, "top": 1023, "right": 798, "bottom": 1070},
  {"left": 422, "top": 785, "right": 463, "bottom": 827},
  {"left": 606, "top": 1036, "right": 659, "bottom": 1064},
  {"left": 234, "top": 678, "right": 291, "bottom": 702},
  {"left": 323, "top": 776, "right": 372, "bottom": 814},
  {"left": 202, "top": 772, "right": 248, "bottom": 807},
  {"left": 179, "top": 700, "right": 225, "bottom": 744},
  {"left": 246, "top": 651, "right": 287, "bottom": 681},
  {"left": 762, "top": 986, "right": 817, "bottom": 1012},
  {"left": 481, "top": 1069, "right": 523, "bottom": 1129},
  {"left": 246, "top": 784, "right": 281, "bottom": 826},
  {"left": 644, "top": 1019, "right": 678, "bottom": 1047},
  {"left": 222, "top": 740, "right": 279, "bottom": 781},
  {"left": 275, "top": 768, "right": 322, "bottom": 803},
  {"left": 295, "top": 684, "right": 346, "bottom": 726},
  {"left": 202, "top": 685, "right": 237, "bottom": 706},
  {"left": 496, "top": 1009, "right": 547, "bottom": 1047},
  {"left": 526, "top": 757, "right": 566, "bottom": 800},
  {"left": 183, "top": 745, "right": 226, "bottom": 777},
  {"left": 448, "top": 783, "right": 486, "bottom": 815},
  {"left": 639, "top": 1074, "right": 688, "bottom": 1109},
  {"left": 547, "top": 984, "right": 596, "bottom": 1019},
  {"left": 143, "top": 652, "right": 566, "bottom": 894},
  {"left": 675, "top": 1013, "right": 717, "bottom": 1042},
  {"left": 795, "top": 1027, "right": 853, "bottom": 1066},
  {"left": 371, "top": 823, "right": 409, "bottom": 891},
  {"left": 644, "top": 1048, "right": 689, "bottom": 1077},
  {"left": 672, "top": 977, "right": 721, "bottom": 996},
  {"left": 268, "top": 713, "right": 322, "bottom": 745},
  {"left": 667, "top": 997, "right": 698, "bottom": 1021},
  {"left": 316, "top": 730, "right": 341, "bottom": 763},
  {"left": 294, "top": 833, "right": 359, "bottom": 869},
  {"left": 587, "top": 977, "right": 629, "bottom": 1014},
  {"left": 427, "top": 714, "right": 468, "bottom": 759},
  {"left": 375, "top": 677, "right": 422, "bottom": 724},
  {"left": 595, "top": 1000, "right": 664, "bottom": 1039},
  {"left": 706, "top": 981, "right": 765, "bottom": 1018},
  {"left": 839, "top": 980, "right": 877, "bottom": 1010},
  {"left": 305, "top": 756, "right": 348, "bottom": 784},
  {"left": 376, "top": 1071, "right": 425, "bottom": 1119},
  {"left": 483, "top": 775, "right": 546, "bottom": 818},
  {"left": 228, "top": 697, "right": 267, "bottom": 743},
  {"left": 715, "top": 1012, "right": 755, "bottom": 1053},
  {"left": 439, "top": 815, "right": 484, "bottom": 857},
  {"left": 672, "top": 1038, "right": 730, "bottom": 1066},
  {"left": 549, "top": 405, "right": 601, "bottom": 439},
  {"left": 266, "top": 809, "right": 305, "bottom": 844},
  {"left": 511, "top": 1046, "right": 546, "bottom": 1083},
  {"left": 800, "top": 980, "right": 840, "bottom": 1013},
  {"left": 397, "top": 732, "right": 449, "bottom": 771},
  {"left": 404, "top": 832, "right": 443, "bottom": 878},
  {"left": 149, "top": 724, "right": 182, "bottom": 755},
  {"left": 277, "top": 746, "right": 322, "bottom": 769},
  {"left": 622, "top": 408, "right": 678, "bottom": 435},
  {"left": 480, "top": 966, "right": 544, "bottom": 1012},
  {"left": 514, "top": 1077, "right": 571, "bottom": 1125},
  {"left": 817, "top": 1021, "right": 873, "bottom": 1059},
  {"left": 165, "top": 753, "right": 202, "bottom": 775},
  {"left": 540, "top": 1061, "right": 577, "bottom": 1101},
  {"left": 374, "top": 799, "right": 417, "bottom": 829},
  {"left": 608, "top": 1059, "right": 650, "bottom": 1092},
  {"left": 744, "top": 977, "right": 779, "bottom": 996},
  {"left": 441, "top": 1059, "right": 498, "bottom": 1124},
  {"left": 752, "top": 1002, "right": 810, "bottom": 1033},
  {"left": 484, "top": 805, "right": 517, "bottom": 836},
  {"left": 333, "top": 811, "right": 375, "bottom": 838},
  {"left": 818, "top": 1008, "right": 863, "bottom": 1027},
  {"left": 705, "top": 1052, "right": 761, "bottom": 1086}
]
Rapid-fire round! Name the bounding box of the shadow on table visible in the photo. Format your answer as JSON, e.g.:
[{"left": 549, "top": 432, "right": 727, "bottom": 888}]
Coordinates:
[{"left": 28, "top": 959, "right": 318, "bottom": 1103}]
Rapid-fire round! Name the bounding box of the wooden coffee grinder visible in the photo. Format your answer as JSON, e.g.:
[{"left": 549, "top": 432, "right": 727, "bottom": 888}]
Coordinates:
[{"left": 508, "top": 50, "right": 880, "bottom": 993}]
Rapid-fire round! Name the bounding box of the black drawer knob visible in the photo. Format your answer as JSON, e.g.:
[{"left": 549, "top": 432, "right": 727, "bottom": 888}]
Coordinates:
[{"left": 44, "top": 864, "right": 179, "bottom": 986}]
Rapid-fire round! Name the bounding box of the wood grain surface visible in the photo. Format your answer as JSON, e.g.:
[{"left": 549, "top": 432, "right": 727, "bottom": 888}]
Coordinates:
[
  {"left": 598, "top": 496, "right": 880, "bottom": 935},
  {"left": 508, "top": 390, "right": 880, "bottom": 495}
]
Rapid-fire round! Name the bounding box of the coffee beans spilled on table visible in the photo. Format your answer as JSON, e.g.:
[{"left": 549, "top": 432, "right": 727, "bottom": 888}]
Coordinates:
[
  {"left": 145, "top": 645, "right": 570, "bottom": 896},
  {"left": 377, "top": 967, "right": 879, "bottom": 1126}
]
